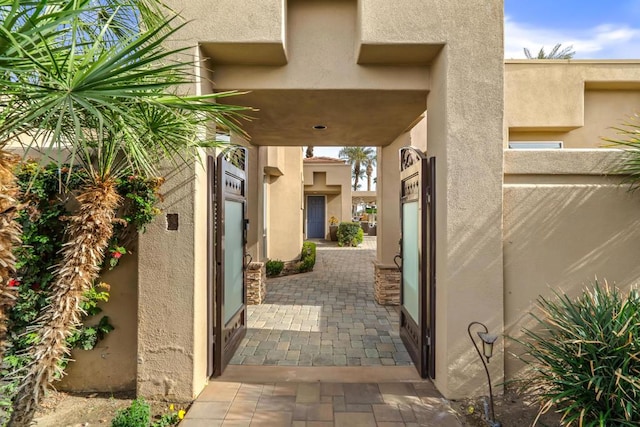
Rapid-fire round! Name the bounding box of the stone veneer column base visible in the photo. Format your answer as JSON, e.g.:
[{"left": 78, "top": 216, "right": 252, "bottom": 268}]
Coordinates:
[
  {"left": 374, "top": 262, "right": 400, "bottom": 306},
  {"left": 247, "top": 262, "right": 266, "bottom": 305}
]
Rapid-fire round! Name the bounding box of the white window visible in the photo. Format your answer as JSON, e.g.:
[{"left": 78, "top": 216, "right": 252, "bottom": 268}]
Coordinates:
[{"left": 508, "top": 141, "right": 563, "bottom": 149}]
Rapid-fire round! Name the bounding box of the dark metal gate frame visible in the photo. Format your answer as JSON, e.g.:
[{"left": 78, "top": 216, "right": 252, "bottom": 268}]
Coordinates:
[
  {"left": 398, "top": 147, "right": 436, "bottom": 379},
  {"left": 207, "top": 148, "right": 249, "bottom": 377}
]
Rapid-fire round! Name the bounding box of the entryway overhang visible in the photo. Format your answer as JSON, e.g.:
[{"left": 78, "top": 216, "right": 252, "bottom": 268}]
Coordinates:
[{"left": 215, "top": 89, "right": 428, "bottom": 147}]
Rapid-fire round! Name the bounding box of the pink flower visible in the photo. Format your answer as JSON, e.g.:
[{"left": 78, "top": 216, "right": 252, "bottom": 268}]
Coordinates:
[{"left": 112, "top": 252, "right": 122, "bottom": 259}]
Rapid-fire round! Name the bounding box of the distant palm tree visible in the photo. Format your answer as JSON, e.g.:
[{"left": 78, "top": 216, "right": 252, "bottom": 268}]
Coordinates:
[
  {"left": 524, "top": 43, "right": 575, "bottom": 59},
  {"left": 364, "top": 153, "right": 377, "bottom": 191},
  {"left": 339, "top": 147, "right": 375, "bottom": 191},
  {"left": 306, "top": 146, "right": 314, "bottom": 158}
]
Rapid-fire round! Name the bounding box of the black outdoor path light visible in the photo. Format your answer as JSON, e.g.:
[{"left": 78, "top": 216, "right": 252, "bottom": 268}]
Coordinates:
[{"left": 468, "top": 321, "right": 502, "bottom": 427}]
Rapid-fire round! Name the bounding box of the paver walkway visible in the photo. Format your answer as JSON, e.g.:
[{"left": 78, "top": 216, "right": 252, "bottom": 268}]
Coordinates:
[
  {"left": 182, "top": 237, "right": 464, "bottom": 426},
  {"left": 231, "top": 237, "right": 412, "bottom": 367},
  {"left": 180, "top": 375, "right": 463, "bottom": 426}
]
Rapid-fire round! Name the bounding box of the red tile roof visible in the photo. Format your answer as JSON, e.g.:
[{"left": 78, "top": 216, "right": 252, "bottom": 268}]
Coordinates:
[{"left": 303, "top": 156, "right": 347, "bottom": 164}]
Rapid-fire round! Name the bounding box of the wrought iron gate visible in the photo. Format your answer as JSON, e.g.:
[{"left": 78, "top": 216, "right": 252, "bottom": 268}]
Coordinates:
[{"left": 398, "top": 147, "right": 436, "bottom": 379}]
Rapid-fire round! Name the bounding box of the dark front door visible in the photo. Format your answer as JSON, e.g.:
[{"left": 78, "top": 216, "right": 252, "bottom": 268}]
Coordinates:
[
  {"left": 208, "top": 148, "right": 249, "bottom": 377},
  {"left": 307, "top": 196, "right": 325, "bottom": 238},
  {"left": 398, "top": 147, "right": 436, "bottom": 379}
]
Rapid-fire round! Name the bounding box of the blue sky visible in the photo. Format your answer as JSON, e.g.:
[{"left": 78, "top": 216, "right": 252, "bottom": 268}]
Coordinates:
[{"left": 505, "top": 0, "right": 640, "bottom": 58}]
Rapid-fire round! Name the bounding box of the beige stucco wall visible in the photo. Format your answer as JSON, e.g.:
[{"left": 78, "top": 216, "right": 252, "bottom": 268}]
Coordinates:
[
  {"left": 59, "top": 246, "right": 138, "bottom": 392},
  {"left": 165, "top": 0, "right": 287, "bottom": 65},
  {"left": 137, "top": 152, "right": 210, "bottom": 402},
  {"left": 506, "top": 61, "right": 640, "bottom": 148},
  {"left": 208, "top": 0, "right": 429, "bottom": 92},
  {"left": 503, "top": 149, "right": 640, "bottom": 378},
  {"left": 267, "top": 147, "right": 304, "bottom": 261},
  {"left": 376, "top": 115, "right": 426, "bottom": 267}
]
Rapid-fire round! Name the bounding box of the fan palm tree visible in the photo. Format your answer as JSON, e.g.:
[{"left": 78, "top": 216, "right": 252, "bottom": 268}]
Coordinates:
[
  {"left": 364, "top": 153, "right": 377, "bottom": 191},
  {"left": 0, "top": 2, "right": 249, "bottom": 425},
  {"left": 0, "top": 0, "right": 90, "bottom": 361},
  {"left": 524, "top": 43, "right": 575, "bottom": 59},
  {"left": 338, "top": 146, "right": 375, "bottom": 191},
  {"left": 305, "top": 146, "right": 314, "bottom": 158}
]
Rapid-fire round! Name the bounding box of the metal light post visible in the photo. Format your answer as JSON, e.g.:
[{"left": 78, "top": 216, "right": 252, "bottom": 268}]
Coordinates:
[{"left": 468, "top": 321, "right": 501, "bottom": 427}]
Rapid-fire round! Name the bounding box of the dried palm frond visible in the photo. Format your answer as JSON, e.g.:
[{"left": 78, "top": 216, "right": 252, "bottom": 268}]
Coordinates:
[
  {"left": 9, "top": 178, "right": 120, "bottom": 427},
  {"left": 0, "top": 149, "right": 21, "bottom": 361}
]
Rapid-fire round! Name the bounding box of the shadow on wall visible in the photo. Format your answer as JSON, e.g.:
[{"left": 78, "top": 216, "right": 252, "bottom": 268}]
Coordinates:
[
  {"left": 446, "top": 209, "right": 506, "bottom": 397},
  {"left": 503, "top": 180, "right": 640, "bottom": 379}
]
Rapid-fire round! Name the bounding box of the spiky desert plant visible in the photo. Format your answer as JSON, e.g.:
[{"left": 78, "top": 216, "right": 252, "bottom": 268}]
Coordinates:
[
  {"left": 603, "top": 113, "right": 640, "bottom": 191},
  {"left": 1, "top": 1, "right": 249, "bottom": 425},
  {"left": 0, "top": 150, "right": 20, "bottom": 361},
  {"left": 515, "top": 281, "right": 640, "bottom": 426}
]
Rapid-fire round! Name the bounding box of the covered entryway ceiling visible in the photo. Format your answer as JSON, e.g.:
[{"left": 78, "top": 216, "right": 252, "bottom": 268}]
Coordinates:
[
  {"left": 221, "top": 89, "right": 427, "bottom": 147},
  {"left": 197, "top": 0, "right": 435, "bottom": 147}
]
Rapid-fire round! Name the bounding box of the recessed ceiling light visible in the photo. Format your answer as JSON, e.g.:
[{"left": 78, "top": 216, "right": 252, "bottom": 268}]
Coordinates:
[{"left": 313, "top": 124, "right": 327, "bottom": 130}]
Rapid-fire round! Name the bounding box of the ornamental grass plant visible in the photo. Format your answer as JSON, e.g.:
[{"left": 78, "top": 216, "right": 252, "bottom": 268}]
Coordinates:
[{"left": 516, "top": 281, "right": 640, "bottom": 426}]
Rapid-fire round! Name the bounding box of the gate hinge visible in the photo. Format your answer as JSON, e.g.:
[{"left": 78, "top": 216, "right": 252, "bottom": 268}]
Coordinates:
[{"left": 425, "top": 335, "right": 431, "bottom": 346}]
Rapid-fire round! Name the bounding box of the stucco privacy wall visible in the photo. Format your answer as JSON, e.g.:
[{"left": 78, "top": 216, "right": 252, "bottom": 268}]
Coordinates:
[
  {"left": 59, "top": 246, "right": 138, "bottom": 392},
  {"left": 360, "top": 1, "right": 505, "bottom": 397},
  {"left": 503, "top": 149, "right": 640, "bottom": 378}
]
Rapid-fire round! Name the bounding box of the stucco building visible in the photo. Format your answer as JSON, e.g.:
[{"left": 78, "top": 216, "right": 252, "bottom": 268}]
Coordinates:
[{"left": 59, "top": 0, "right": 640, "bottom": 403}]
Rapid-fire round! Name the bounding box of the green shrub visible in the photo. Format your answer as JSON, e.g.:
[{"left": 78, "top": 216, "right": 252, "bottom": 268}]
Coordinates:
[
  {"left": 112, "top": 398, "right": 151, "bottom": 427},
  {"left": 266, "top": 259, "right": 284, "bottom": 277},
  {"left": 1, "top": 162, "right": 163, "bottom": 420},
  {"left": 515, "top": 281, "right": 640, "bottom": 426},
  {"left": 336, "top": 222, "right": 364, "bottom": 247},
  {"left": 297, "top": 242, "right": 316, "bottom": 273}
]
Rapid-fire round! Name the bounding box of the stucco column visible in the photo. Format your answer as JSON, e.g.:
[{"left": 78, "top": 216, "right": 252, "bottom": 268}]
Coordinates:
[
  {"left": 427, "top": 41, "right": 505, "bottom": 398},
  {"left": 137, "top": 46, "right": 212, "bottom": 401},
  {"left": 377, "top": 134, "right": 409, "bottom": 265},
  {"left": 137, "top": 153, "right": 210, "bottom": 401}
]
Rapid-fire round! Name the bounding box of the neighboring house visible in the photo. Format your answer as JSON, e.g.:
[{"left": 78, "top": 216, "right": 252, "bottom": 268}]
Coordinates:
[
  {"left": 55, "top": 0, "right": 640, "bottom": 404},
  {"left": 302, "top": 156, "right": 352, "bottom": 240}
]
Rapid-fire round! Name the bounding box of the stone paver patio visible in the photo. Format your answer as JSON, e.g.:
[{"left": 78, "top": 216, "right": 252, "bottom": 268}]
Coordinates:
[
  {"left": 231, "top": 236, "right": 412, "bottom": 367},
  {"left": 180, "top": 375, "right": 463, "bottom": 427}
]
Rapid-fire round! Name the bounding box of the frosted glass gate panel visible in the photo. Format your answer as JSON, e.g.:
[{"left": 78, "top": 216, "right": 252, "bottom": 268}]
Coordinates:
[
  {"left": 224, "top": 200, "right": 244, "bottom": 323},
  {"left": 402, "top": 202, "right": 420, "bottom": 322}
]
